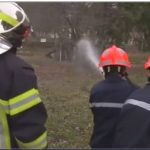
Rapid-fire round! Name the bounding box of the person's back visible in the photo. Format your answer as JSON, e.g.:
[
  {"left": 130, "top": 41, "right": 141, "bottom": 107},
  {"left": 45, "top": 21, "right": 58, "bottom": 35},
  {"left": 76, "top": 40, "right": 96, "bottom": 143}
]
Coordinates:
[
  {"left": 90, "top": 74, "right": 138, "bottom": 148},
  {"left": 0, "top": 3, "right": 47, "bottom": 149},
  {"left": 0, "top": 50, "right": 48, "bottom": 148},
  {"left": 113, "top": 56, "right": 150, "bottom": 148},
  {"left": 89, "top": 45, "right": 138, "bottom": 148}
]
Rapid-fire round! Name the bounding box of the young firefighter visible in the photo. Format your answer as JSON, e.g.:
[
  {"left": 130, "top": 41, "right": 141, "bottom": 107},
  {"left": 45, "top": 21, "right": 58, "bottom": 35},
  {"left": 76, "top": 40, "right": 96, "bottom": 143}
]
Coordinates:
[
  {"left": 89, "top": 45, "right": 138, "bottom": 148},
  {"left": 113, "top": 56, "right": 150, "bottom": 148},
  {"left": 0, "top": 2, "right": 47, "bottom": 149}
]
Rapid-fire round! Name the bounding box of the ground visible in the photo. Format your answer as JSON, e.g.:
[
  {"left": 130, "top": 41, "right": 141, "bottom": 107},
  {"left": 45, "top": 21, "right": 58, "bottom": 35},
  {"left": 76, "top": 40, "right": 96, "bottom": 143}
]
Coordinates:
[{"left": 19, "top": 48, "right": 149, "bottom": 148}]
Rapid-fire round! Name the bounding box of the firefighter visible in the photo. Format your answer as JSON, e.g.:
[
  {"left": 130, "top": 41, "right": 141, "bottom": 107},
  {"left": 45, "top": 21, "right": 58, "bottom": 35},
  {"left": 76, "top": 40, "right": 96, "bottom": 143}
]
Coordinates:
[
  {"left": 89, "top": 45, "right": 138, "bottom": 148},
  {"left": 113, "top": 56, "right": 150, "bottom": 148},
  {"left": 0, "top": 2, "right": 47, "bottom": 149}
]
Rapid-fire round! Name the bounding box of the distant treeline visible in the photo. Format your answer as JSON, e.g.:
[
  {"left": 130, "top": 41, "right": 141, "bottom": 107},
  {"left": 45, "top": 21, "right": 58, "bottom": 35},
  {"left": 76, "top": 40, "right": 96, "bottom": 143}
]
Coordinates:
[{"left": 19, "top": 2, "right": 150, "bottom": 61}]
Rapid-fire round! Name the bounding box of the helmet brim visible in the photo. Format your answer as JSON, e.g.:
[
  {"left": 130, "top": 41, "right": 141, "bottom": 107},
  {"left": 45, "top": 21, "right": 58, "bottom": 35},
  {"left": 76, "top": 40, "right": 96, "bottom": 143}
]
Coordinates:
[{"left": 0, "top": 36, "right": 12, "bottom": 54}]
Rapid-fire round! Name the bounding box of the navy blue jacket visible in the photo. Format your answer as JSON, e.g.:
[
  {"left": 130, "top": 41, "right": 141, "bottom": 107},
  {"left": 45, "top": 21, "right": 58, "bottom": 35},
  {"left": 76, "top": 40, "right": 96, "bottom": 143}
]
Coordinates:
[
  {"left": 89, "top": 74, "right": 138, "bottom": 148},
  {"left": 0, "top": 50, "right": 47, "bottom": 148},
  {"left": 113, "top": 83, "right": 150, "bottom": 148}
]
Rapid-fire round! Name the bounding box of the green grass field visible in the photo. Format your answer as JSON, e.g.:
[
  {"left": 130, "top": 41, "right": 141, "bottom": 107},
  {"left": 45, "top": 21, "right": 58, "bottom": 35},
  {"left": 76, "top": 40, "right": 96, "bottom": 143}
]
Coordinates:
[{"left": 19, "top": 49, "right": 149, "bottom": 148}]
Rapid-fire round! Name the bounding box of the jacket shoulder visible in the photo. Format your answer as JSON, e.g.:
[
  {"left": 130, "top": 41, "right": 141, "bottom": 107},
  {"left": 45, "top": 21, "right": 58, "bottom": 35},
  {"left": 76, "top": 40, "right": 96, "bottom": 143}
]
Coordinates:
[
  {"left": 90, "top": 80, "right": 104, "bottom": 93},
  {"left": 4, "top": 53, "right": 38, "bottom": 97},
  {"left": 5, "top": 53, "right": 34, "bottom": 73}
]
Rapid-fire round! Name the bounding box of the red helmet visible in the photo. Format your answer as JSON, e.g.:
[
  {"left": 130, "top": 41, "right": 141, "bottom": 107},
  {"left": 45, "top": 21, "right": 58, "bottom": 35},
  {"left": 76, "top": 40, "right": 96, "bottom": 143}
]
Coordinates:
[
  {"left": 99, "top": 45, "right": 131, "bottom": 68},
  {"left": 144, "top": 56, "right": 150, "bottom": 69}
]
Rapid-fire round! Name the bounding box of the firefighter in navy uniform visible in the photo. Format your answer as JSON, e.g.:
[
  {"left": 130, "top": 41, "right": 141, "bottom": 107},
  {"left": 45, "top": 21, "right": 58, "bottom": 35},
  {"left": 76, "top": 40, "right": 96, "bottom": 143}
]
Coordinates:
[
  {"left": 113, "top": 56, "right": 150, "bottom": 148},
  {"left": 0, "top": 2, "right": 47, "bottom": 149},
  {"left": 89, "top": 45, "right": 138, "bottom": 148}
]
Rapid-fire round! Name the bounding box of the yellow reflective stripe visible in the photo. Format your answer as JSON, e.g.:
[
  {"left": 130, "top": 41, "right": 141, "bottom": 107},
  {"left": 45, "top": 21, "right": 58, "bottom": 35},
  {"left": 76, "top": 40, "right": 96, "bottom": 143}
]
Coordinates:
[
  {"left": 0, "top": 106, "right": 11, "bottom": 148},
  {"left": 0, "top": 12, "right": 19, "bottom": 26},
  {"left": 9, "top": 88, "right": 39, "bottom": 105},
  {"left": 10, "top": 97, "right": 41, "bottom": 116},
  {"left": 0, "top": 88, "right": 42, "bottom": 115},
  {"left": 9, "top": 88, "right": 41, "bottom": 116},
  {"left": 0, "top": 100, "right": 9, "bottom": 114},
  {"left": 16, "top": 131, "right": 47, "bottom": 149},
  {"left": 0, "top": 99, "right": 8, "bottom": 106},
  {"left": 2, "top": 113, "right": 11, "bottom": 148}
]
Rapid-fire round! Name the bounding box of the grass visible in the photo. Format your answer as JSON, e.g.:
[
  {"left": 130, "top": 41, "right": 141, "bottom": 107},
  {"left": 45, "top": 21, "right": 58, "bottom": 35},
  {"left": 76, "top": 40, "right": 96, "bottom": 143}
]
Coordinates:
[{"left": 19, "top": 49, "right": 150, "bottom": 148}]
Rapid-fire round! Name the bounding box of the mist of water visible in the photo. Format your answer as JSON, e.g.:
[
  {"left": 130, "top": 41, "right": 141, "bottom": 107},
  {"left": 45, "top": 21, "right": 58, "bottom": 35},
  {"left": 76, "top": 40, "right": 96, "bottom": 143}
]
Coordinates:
[{"left": 75, "top": 38, "right": 104, "bottom": 75}]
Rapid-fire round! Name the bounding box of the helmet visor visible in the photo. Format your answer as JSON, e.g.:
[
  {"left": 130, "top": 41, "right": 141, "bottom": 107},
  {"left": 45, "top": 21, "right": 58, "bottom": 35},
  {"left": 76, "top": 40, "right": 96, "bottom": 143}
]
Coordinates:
[
  {"left": 0, "top": 2, "right": 26, "bottom": 33},
  {"left": 0, "top": 36, "right": 12, "bottom": 54}
]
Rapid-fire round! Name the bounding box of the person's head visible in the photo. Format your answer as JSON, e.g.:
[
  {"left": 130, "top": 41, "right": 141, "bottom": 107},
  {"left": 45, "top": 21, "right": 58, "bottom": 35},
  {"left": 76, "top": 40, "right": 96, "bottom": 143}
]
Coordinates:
[
  {"left": 0, "top": 2, "right": 30, "bottom": 54},
  {"left": 144, "top": 56, "right": 150, "bottom": 82},
  {"left": 99, "top": 45, "right": 131, "bottom": 78}
]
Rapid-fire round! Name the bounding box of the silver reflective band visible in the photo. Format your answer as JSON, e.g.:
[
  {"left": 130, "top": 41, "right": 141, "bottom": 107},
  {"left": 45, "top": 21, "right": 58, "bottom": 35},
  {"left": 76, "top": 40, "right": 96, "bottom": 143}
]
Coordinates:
[
  {"left": 0, "top": 105, "right": 10, "bottom": 149},
  {"left": 90, "top": 102, "right": 123, "bottom": 108},
  {"left": 0, "top": 123, "right": 5, "bottom": 148},
  {"left": 10, "top": 93, "right": 39, "bottom": 110},
  {"left": 124, "top": 99, "right": 150, "bottom": 111},
  {"left": 0, "top": 36, "right": 12, "bottom": 54},
  {"left": 101, "top": 60, "right": 112, "bottom": 66},
  {"left": 116, "top": 60, "right": 129, "bottom": 66},
  {"left": 1, "top": 93, "right": 39, "bottom": 112},
  {"left": 32, "top": 136, "right": 47, "bottom": 149},
  {"left": 16, "top": 131, "right": 47, "bottom": 149},
  {"left": 23, "top": 135, "right": 47, "bottom": 149}
]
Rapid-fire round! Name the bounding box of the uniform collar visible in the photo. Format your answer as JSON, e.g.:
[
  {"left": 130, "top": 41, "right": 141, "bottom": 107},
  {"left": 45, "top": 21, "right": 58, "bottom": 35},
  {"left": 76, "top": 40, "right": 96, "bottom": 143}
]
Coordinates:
[
  {"left": 9, "top": 47, "right": 17, "bottom": 54},
  {"left": 105, "top": 74, "right": 124, "bottom": 82}
]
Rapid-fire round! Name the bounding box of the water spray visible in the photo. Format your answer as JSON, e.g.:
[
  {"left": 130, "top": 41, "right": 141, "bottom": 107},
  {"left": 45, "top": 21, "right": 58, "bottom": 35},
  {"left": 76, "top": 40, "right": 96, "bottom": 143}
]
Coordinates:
[{"left": 75, "top": 38, "right": 104, "bottom": 76}]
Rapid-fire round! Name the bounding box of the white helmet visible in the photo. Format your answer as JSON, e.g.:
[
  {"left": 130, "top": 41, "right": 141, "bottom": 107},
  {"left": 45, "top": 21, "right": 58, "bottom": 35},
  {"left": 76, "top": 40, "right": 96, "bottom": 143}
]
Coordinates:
[{"left": 0, "top": 2, "right": 30, "bottom": 54}]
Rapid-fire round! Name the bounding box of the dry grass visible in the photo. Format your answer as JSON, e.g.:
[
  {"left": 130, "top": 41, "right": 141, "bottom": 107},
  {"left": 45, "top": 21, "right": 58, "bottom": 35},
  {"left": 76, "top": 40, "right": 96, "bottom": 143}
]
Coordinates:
[{"left": 18, "top": 49, "right": 150, "bottom": 148}]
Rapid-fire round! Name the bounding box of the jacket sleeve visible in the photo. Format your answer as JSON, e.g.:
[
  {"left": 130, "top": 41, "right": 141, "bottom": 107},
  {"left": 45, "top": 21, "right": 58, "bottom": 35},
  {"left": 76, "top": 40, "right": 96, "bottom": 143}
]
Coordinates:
[
  {"left": 9, "top": 65, "right": 48, "bottom": 149},
  {"left": 113, "top": 102, "right": 150, "bottom": 148}
]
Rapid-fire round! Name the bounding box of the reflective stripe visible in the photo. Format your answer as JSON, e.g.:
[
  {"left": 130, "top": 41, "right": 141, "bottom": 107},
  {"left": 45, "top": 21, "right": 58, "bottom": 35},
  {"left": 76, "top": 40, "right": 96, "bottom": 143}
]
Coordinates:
[
  {"left": 0, "top": 12, "right": 19, "bottom": 26},
  {"left": 101, "top": 60, "right": 129, "bottom": 66},
  {"left": 116, "top": 60, "right": 129, "bottom": 66},
  {"left": 90, "top": 102, "right": 123, "bottom": 108},
  {"left": 0, "top": 106, "right": 11, "bottom": 148},
  {"left": 9, "top": 88, "right": 40, "bottom": 105},
  {"left": 0, "top": 88, "right": 42, "bottom": 116},
  {"left": 124, "top": 99, "right": 150, "bottom": 111},
  {"left": 0, "top": 121, "right": 5, "bottom": 148},
  {"left": 16, "top": 131, "right": 47, "bottom": 149},
  {"left": 100, "top": 60, "right": 112, "bottom": 66}
]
